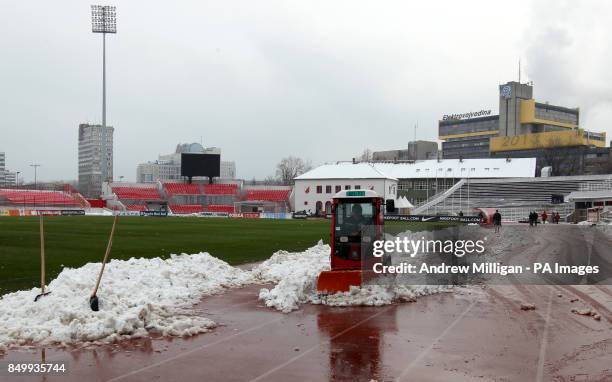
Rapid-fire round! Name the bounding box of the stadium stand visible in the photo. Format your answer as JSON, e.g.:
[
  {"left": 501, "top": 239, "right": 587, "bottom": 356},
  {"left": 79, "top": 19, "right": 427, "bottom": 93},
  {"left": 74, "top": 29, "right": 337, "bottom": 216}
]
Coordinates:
[
  {"left": 207, "top": 204, "right": 235, "bottom": 213},
  {"left": 244, "top": 189, "right": 290, "bottom": 202},
  {"left": 169, "top": 204, "right": 204, "bottom": 214},
  {"left": 163, "top": 183, "right": 202, "bottom": 196},
  {"left": 111, "top": 185, "right": 162, "bottom": 200},
  {"left": 0, "top": 189, "right": 80, "bottom": 207},
  {"left": 415, "top": 174, "right": 612, "bottom": 222},
  {"left": 203, "top": 184, "right": 238, "bottom": 195},
  {"left": 124, "top": 203, "right": 147, "bottom": 212},
  {"left": 101, "top": 182, "right": 294, "bottom": 214}
]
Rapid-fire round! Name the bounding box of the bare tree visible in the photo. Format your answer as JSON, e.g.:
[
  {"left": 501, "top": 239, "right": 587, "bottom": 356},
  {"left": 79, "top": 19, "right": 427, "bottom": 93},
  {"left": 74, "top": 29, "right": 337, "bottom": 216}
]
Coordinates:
[
  {"left": 263, "top": 175, "right": 280, "bottom": 185},
  {"left": 357, "top": 148, "right": 373, "bottom": 162},
  {"left": 275, "top": 156, "right": 312, "bottom": 185},
  {"left": 538, "top": 137, "right": 583, "bottom": 176}
]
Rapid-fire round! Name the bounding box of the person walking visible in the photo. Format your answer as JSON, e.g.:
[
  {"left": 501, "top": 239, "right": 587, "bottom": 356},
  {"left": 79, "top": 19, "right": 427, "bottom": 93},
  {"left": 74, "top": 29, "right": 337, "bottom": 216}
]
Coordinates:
[
  {"left": 554, "top": 212, "right": 561, "bottom": 224},
  {"left": 493, "top": 209, "right": 502, "bottom": 233},
  {"left": 541, "top": 211, "right": 548, "bottom": 224}
]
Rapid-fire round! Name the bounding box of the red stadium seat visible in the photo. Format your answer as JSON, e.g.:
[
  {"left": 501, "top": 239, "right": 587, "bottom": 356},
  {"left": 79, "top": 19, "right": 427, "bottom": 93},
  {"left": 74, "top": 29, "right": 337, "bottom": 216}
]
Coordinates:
[
  {"left": 244, "top": 189, "right": 290, "bottom": 202},
  {"left": 0, "top": 189, "right": 80, "bottom": 206},
  {"left": 204, "top": 184, "right": 238, "bottom": 195},
  {"left": 169, "top": 204, "right": 203, "bottom": 214},
  {"left": 111, "top": 186, "right": 162, "bottom": 200},
  {"left": 163, "top": 183, "right": 201, "bottom": 196},
  {"left": 125, "top": 204, "right": 147, "bottom": 211},
  {"left": 206, "top": 204, "right": 235, "bottom": 213}
]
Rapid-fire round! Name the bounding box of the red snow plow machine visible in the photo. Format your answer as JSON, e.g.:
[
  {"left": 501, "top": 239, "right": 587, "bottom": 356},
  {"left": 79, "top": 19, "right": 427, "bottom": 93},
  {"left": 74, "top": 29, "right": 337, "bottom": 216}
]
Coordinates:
[{"left": 316, "top": 190, "right": 390, "bottom": 294}]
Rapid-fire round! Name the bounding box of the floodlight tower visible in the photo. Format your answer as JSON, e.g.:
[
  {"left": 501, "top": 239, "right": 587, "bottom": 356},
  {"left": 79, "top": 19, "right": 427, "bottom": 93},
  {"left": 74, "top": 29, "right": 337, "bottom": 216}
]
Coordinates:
[
  {"left": 30, "top": 164, "right": 41, "bottom": 189},
  {"left": 91, "top": 5, "right": 116, "bottom": 184}
]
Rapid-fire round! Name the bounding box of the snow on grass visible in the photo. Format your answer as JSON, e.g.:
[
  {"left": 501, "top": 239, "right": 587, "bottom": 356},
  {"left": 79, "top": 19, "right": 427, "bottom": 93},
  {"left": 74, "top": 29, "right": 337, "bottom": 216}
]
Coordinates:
[
  {"left": 253, "top": 240, "right": 451, "bottom": 313},
  {"left": 0, "top": 253, "right": 252, "bottom": 348}
]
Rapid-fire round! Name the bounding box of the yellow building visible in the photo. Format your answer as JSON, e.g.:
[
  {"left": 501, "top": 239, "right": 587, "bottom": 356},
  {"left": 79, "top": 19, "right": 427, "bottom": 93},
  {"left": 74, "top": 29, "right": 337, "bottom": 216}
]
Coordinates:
[{"left": 438, "top": 81, "right": 609, "bottom": 175}]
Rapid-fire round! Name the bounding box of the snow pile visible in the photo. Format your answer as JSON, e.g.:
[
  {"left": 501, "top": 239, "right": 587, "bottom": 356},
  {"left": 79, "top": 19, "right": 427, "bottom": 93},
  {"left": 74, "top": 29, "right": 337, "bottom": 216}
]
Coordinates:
[
  {"left": 253, "top": 240, "right": 451, "bottom": 313},
  {"left": 253, "top": 241, "right": 331, "bottom": 313},
  {"left": 314, "top": 286, "right": 396, "bottom": 307},
  {"left": 0, "top": 253, "right": 252, "bottom": 348},
  {"left": 310, "top": 284, "right": 452, "bottom": 308}
]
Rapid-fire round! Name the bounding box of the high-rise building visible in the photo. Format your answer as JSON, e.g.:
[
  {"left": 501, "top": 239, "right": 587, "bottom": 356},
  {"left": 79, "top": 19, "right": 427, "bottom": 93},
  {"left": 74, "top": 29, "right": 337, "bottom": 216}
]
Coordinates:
[
  {"left": 0, "top": 151, "right": 17, "bottom": 186},
  {"left": 78, "top": 123, "right": 114, "bottom": 197},
  {"left": 136, "top": 142, "right": 236, "bottom": 183},
  {"left": 438, "top": 81, "right": 608, "bottom": 175},
  {"left": 0, "top": 151, "right": 5, "bottom": 185}
]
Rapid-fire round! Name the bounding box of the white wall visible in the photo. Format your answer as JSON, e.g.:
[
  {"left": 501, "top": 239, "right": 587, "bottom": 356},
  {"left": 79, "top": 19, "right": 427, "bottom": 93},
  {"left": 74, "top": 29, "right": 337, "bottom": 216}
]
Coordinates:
[{"left": 294, "top": 178, "right": 397, "bottom": 214}]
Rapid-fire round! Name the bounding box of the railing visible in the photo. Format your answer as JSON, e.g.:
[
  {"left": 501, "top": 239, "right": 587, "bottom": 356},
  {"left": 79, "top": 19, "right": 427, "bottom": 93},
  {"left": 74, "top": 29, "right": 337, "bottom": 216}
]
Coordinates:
[
  {"left": 578, "top": 179, "right": 612, "bottom": 191},
  {"left": 411, "top": 185, "right": 454, "bottom": 208},
  {"left": 413, "top": 179, "right": 466, "bottom": 215}
]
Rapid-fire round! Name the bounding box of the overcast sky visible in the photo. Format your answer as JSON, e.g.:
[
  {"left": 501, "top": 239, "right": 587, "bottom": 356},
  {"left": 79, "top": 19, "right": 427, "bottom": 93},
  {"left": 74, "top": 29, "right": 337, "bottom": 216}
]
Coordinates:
[{"left": 2, "top": 0, "right": 611, "bottom": 182}]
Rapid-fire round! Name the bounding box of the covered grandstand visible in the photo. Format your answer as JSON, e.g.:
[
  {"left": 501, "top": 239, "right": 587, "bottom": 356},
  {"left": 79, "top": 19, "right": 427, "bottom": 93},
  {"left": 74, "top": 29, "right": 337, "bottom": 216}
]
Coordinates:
[
  {"left": 413, "top": 174, "right": 612, "bottom": 222},
  {"left": 235, "top": 186, "right": 292, "bottom": 213},
  {"left": 103, "top": 182, "right": 165, "bottom": 212},
  {"left": 0, "top": 184, "right": 89, "bottom": 214},
  {"left": 102, "top": 181, "right": 290, "bottom": 215}
]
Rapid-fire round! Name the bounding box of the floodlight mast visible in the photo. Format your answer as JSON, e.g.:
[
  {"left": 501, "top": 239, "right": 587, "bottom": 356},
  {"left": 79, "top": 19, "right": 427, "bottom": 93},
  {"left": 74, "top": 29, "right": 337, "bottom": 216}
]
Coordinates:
[{"left": 91, "top": 5, "right": 116, "bottom": 188}]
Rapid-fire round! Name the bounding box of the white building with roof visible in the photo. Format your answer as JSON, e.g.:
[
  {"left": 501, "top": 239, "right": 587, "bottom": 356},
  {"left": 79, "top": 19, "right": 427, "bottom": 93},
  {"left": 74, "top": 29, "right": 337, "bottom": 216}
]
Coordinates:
[
  {"left": 294, "top": 162, "right": 398, "bottom": 215},
  {"left": 293, "top": 158, "right": 536, "bottom": 214},
  {"left": 372, "top": 157, "right": 536, "bottom": 179}
]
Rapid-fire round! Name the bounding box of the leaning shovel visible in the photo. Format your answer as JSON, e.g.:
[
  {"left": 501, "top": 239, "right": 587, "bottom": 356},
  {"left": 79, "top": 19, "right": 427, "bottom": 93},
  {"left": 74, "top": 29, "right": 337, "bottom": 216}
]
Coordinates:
[
  {"left": 34, "top": 214, "right": 51, "bottom": 302},
  {"left": 90, "top": 214, "right": 118, "bottom": 311}
]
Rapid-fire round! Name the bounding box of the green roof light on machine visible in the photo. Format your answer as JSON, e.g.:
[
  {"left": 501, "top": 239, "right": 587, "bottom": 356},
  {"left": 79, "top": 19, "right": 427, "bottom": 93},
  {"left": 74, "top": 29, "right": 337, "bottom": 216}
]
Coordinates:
[{"left": 346, "top": 190, "right": 366, "bottom": 197}]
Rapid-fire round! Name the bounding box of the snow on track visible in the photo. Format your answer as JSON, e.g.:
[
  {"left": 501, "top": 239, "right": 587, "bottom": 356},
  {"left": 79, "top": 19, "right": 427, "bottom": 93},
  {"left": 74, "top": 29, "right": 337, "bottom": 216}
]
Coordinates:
[
  {"left": 253, "top": 240, "right": 451, "bottom": 313},
  {"left": 253, "top": 241, "right": 331, "bottom": 313},
  {"left": 0, "top": 253, "right": 252, "bottom": 348}
]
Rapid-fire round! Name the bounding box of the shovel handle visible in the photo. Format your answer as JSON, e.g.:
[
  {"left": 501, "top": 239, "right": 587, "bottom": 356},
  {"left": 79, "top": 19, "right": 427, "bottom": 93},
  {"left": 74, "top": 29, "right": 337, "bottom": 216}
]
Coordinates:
[
  {"left": 39, "top": 214, "right": 45, "bottom": 294},
  {"left": 91, "top": 214, "right": 118, "bottom": 297}
]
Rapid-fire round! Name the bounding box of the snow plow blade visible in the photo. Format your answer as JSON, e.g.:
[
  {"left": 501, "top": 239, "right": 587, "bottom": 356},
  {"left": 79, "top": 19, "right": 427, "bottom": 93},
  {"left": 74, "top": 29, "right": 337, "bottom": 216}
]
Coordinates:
[{"left": 316, "top": 270, "right": 364, "bottom": 294}]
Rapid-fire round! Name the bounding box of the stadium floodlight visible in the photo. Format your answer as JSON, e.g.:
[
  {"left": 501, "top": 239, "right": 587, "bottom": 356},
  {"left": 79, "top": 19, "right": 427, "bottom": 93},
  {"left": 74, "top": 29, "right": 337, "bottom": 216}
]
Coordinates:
[
  {"left": 91, "top": 5, "right": 116, "bottom": 33},
  {"left": 30, "top": 164, "right": 41, "bottom": 189},
  {"left": 91, "top": 5, "right": 116, "bottom": 184}
]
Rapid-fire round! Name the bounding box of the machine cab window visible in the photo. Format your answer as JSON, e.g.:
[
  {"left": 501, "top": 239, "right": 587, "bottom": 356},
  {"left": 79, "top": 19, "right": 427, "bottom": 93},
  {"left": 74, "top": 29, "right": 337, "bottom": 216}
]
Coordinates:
[{"left": 335, "top": 200, "right": 375, "bottom": 239}]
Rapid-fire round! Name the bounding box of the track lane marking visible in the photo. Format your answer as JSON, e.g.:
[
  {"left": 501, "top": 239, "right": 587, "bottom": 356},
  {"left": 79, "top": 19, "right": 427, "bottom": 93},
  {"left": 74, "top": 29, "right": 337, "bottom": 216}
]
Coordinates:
[
  {"left": 107, "top": 316, "right": 285, "bottom": 382},
  {"left": 394, "top": 300, "right": 477, "bottom": 381},
  {"left": 248, "top": 307, "right": 393, "bottom": 382},
  {"left": 536, "top": 288, "right": 554, "bottom": 382}
]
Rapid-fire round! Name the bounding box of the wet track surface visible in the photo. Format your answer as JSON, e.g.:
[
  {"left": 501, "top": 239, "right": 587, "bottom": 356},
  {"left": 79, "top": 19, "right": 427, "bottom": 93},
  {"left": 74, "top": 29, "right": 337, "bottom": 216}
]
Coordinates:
[
  {"left": 4, "top": 283, "right": 611, "bottom": 382},
  {"left": 3, "top": 226, "right": 612, "bottom": 381}
]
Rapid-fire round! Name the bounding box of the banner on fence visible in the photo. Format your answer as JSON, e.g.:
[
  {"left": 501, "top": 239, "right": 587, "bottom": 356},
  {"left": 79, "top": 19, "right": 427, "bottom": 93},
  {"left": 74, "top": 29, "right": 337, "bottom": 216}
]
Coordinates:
[
  {"left": 117, "top": 211, "right": 141, "bottom": 216},
  {"left": 383, "top": 215, "right": 480, "bottom": 223},
  {"left": 140, "top": 210, "right": 168, "bottom": 217},
  {"left": 61, "top": 210, "right": 86, "bottom": 216},
  {"left": 199, "top": 212, "right": 229, "bottom": 218},
  {"left": 261, "top": 212, "right": 292, "bottom": 219},
  {"left": 229, "top": 212, "right": 261, "bottom": 219}
]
